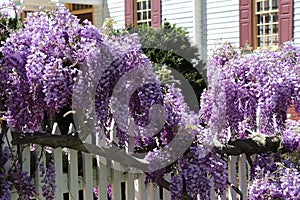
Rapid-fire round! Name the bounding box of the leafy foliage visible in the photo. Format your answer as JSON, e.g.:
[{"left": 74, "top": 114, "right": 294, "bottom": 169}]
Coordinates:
[{"left": 130, "top": 21, "right": 206, "bottom": 103}]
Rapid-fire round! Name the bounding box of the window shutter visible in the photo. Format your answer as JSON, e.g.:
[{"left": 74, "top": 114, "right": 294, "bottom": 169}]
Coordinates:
[
  {"left": 278, "top": 0, "right": 293, "bottom": 45},
  {"left": 125, "top": 0, "right": 134, "bottom": 28},
  {"left": 151, "top": 0, "right": 161, "bottom": 29},
  {"left": 239, "top": 0, "right": 253, "bottom": 47}
]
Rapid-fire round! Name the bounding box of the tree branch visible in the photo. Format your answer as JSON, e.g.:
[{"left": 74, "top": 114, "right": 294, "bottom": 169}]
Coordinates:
[
  {"left": 11, "top": 131, "right": 149, "bottom": 171},
  {"left": 213, "top": 133, "right": 281, "bottom": 157},
  {"left": 10, "top": 130, "right": 285, "bottom": 200}
]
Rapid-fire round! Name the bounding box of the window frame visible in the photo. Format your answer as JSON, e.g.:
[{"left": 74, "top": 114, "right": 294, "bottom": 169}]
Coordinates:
[
  {"left": 134, "top": 0, "right": 152, "bottom": 27},
  {"left": 252, "top": 0, "right": 279, "bottom": 49},
  {"left": 125, "top": 0, "right": 161, "bottom": 29},
  {"left": 239, "top": 0, "right": 293, "bottom": 49},
  {"left": 65, "top": 3, "right": 94, "bottom": 24}
]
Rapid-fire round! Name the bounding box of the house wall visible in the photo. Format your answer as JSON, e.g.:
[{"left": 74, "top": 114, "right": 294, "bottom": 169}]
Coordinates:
[
  {"left": 106, "top": 0, "right": 199, "bottom": 43},
  {"left": 161, "top": 0, "right": 194, "bottom": 41},
  {"left": 107, "top": 0, "right": 126, "bottom": 29},
  {"left": 206, "top": 0, "right": 239, "bottom": 55},
  {"left": 294, "top": 0, "right": 300, "bottom": 43}
]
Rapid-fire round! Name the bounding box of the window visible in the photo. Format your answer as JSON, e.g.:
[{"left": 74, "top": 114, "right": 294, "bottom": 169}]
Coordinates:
[
  {"left": 239, "top": 0, "right": 293, "bottom": 49},
  {"left": 136, "top": 0, "right": 152, "bottom": 26},
  {"left": 65, "top": 4, "right": 93, "bottom": 24},
  {"left": 254, "top": 0, "right": 278, "bottom": 48},
  {"left": 125, "top": 0, "right": 161, "bottom": 29}
]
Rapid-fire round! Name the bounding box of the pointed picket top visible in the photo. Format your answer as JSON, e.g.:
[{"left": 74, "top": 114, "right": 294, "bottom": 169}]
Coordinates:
[
  {"left": 68, "top": 123, "right": 76, "bottom": 135},
  {"left": 51, "top": 122, "right": 61, "bottom": 135}
]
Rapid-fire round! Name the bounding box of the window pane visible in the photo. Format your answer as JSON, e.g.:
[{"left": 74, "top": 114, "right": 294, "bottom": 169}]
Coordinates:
[
  {"left": 143, "top": 11, "right": 147, "bottom": 20},
  {"left": 272, "top": 0, "right": 278, "bottom": 9},
  {"left": 137, "top": 12, "right": 141, "bottom": 20},
  {"left": 273, "top": 24, "right": 278, "bottom": 33},
  {"left": 265, "top": 25, "right": 270, "bottom": 34},
  {"left": 148, "top": 11, "right": 151, "bottom": 18},
  {"left": 257, "top": 1, "right": 262, "bottom": 11},
  {"left": 264, "top": 1, "right": 269, "bottom": 10},
  {"left": 273, "top": 13, "right": 278, "bottom": 22},
  {"left": 258, "top": 37, "right": 261, "bottom": 46},
  {"left": 265, "top": 15, "right": 270, "bottom": 23},
  {"left": 148, "top": 0, "right": 151, "bottom": 9},
  {"left": 137, "top": 2, "right": 141, "bottom": 10},
  {"left": 143, "top": 1, "right": 147, "bottom": 9},
  {"left": 257, "top": 25, "right": 263, "bottom": 35}
]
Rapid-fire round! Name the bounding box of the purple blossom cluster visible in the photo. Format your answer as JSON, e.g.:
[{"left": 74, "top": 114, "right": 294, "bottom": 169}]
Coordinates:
[
  {"left": 169, "top": 173, "right": 183, "bottom": 200},
  {"left": 0, "top": 6, "right": 103, "bottom": 131},
  {"left": 200, "top": 42, "right": 300, "bottom": 139},
  {"left": 282, "top": 120, "right": 300, "bottom": 151},
  {"left": 249, "top": 154, "right": 300, "bottom": 199},
  {"left": 0, "top": 146, "right": 36, "bottom": 199},
  {"left": 1, "top": 5, "right": 217, "bottom": 199},
  {"left": 2, "top": 3, "right": 300, "bottom": 200},
  {"left": 200, "top": 42, "right": 300, "bottom": 199},
  {"left": 39, "top": 157, "right": 56, "bottom": 199}
]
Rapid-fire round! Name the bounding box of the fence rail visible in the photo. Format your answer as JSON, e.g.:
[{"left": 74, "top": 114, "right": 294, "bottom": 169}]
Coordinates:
[{"left": 1, "top": 123, "right": 251, "bottom": 200}]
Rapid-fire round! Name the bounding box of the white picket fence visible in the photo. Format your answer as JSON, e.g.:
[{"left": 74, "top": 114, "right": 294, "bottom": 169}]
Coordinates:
[{"left": 1, "top": 123, "right": 251, "bottom": 200}]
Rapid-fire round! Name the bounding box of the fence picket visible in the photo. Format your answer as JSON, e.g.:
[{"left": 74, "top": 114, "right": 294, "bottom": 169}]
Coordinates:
[
  {"left": 52, "top": 123, "right": 64, "bottom": 200},
  {"left": 83, "top": 135, "right": 94, "bottom": 200},
  {"left": 97, "top": 157, "right": 109, "bottom": 200},
  {"left": 163, "top": 187, "right": 171, "bottom": 200},
  {"left": 125, "top": 173, "right": 135, "bottom": 200},
  {"left": 239, "top": 154, "right": 247, "bottom": 199},
  {"left": 209, "top": 176, "right": 215, "bottom": 199},
  {"left": 4, "top": 124, "right": 251, "bottom": 200},
  {"left": 35, "top": 145, "right": 46, "bottom": 200},
  {"left": 21, "top": 145, "right": 30, "bottom": 173},
  {"left": 112, "top": 162, "right": 122, "bottom": 200},
  {"left": 68, "top": 148, "right": 79, "bottom": 200},
  {"left": 228, "top": 156, "right": 237, "bottom": 200},
  {"left": 147, "top": 182, "right": 159, "bottom": 200}
]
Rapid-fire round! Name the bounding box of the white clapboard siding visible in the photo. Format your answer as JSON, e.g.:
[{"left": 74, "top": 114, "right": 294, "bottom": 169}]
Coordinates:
[
  {"left": 207, "top": 0, "right": 239, "bottom": 54},
  {"left": 294, "top": 0, "right": 300, "bottom": 44},
  {"left": 107, "top": 0, "right": 126, "bottom": 30},
  {"left": 2, "top": 124, "right": 252, "bottom": 200},
  {"left": 162, "top": 0, "right": 195, "bottom": 42}
]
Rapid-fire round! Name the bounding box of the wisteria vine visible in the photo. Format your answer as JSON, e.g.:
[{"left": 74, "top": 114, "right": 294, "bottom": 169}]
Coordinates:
[{"left": 0, "top": 2, "right": 300, "bottom": 200}]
